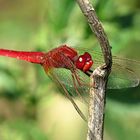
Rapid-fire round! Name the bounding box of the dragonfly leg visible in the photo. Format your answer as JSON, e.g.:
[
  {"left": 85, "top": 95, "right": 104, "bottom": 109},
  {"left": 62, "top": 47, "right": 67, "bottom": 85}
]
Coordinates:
[
  {"left": 85, "top": 69, "right": 93, "bottom": 77},
  {"left": 71, "top": 72, "right": 88, "bottom": 104},
  {"left": 72, "top": 70, "right": 83, "bottom": 86}
]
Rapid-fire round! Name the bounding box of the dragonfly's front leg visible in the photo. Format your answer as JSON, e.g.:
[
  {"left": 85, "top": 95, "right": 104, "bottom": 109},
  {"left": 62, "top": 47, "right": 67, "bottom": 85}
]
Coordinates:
[{"left": 71, "top": 72, "right": 88, "bottom": 104}]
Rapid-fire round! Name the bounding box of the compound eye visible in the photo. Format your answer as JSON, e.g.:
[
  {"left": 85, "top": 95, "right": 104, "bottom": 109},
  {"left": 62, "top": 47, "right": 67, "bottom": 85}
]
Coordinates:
[
  {"left": 83, "top": 60, "right": 93, "bottom": 72},
  {"left": 75, "top": 52, "right": 93, "bottom": 72},
  {"left": 75, "top": 55, "right": 86, "bottom": 70},
  {"left": 83, "top": 52, "right": 92, "bottom": 61}
]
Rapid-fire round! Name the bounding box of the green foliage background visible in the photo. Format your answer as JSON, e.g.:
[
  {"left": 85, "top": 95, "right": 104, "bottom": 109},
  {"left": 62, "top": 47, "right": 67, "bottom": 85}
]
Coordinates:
[{"left": 0, "top": 0, "right": 140, "bottom": 140}]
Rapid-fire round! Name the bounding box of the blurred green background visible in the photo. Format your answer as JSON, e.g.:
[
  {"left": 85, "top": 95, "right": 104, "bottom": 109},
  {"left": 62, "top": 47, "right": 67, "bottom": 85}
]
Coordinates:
[{"left": 0, "top": 0, "right": 140, "bottom": 140}]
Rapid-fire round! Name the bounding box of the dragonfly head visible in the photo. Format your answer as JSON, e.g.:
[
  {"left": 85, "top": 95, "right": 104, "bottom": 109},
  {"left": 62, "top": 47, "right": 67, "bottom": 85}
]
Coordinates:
[{"left": 75, "top": 52, "right": 93, "bottom": 73}]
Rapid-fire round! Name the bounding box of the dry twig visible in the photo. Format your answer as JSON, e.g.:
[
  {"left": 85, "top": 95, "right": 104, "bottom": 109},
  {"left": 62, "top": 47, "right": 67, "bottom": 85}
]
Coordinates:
[{"left": 76, "top": 0, "right": 112, "bottom": 140}]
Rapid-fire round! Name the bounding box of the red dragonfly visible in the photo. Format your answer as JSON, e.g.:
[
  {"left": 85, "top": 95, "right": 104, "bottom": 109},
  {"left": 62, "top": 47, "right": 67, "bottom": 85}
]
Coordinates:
[{"left": 0, "top": 45, "right": 140, "bottom": 121}]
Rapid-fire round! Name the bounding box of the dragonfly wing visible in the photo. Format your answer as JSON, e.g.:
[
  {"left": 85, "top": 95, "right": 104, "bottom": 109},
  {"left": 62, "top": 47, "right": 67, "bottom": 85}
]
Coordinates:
[
  {"left": 107, "top": 62, "right": 140, "bottom": 89},
  {"left": 77, "top": 47, "right": 140, "bottom": 89},
  {"left": 48, "top": 68, "right": 90, "bottom": 101},
  {"left": 47, "top": 68, "right": 89, "bottom": 121},
  {"left": 79, "top": 49, "right": 140, "bottom": 89}
]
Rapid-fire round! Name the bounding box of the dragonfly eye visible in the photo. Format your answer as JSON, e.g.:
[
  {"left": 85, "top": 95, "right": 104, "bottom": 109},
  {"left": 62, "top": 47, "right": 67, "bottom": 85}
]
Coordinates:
[
  {"left": 83, "top": 52, "right": 92, "bottom": 61},
  {"left": 75, "top": 55, "right": 86, "bottom": 70},
  {"left": 75, "top": 52, "right": 93, "bottom": 72}
]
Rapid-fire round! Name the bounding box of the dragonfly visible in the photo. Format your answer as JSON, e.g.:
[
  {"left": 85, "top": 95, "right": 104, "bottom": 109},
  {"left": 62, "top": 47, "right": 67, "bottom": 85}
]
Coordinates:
[{"left": 0, "top": 44, "right": 140, "bottom": 121}]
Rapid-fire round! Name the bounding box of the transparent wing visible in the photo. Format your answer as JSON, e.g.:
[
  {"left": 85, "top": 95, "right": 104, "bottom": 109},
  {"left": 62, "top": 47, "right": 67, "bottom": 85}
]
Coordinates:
[
  {"left": 77, "top": 48, "right": 140, "bottom": 89},
  {"left": 108, "top": 64, "right": 139, "bottom": 89},
  {"left": 49, "top": 68, "right": 90, "bottom": 97},
  {"left": 47, "top": 68, "right": 89, "bottom": 121}
]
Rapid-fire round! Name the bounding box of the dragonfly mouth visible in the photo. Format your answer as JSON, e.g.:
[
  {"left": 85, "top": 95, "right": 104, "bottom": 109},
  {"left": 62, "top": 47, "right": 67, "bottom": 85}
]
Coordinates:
[{"left": 85, "top": 69, "right": 93, "bottom": 77}]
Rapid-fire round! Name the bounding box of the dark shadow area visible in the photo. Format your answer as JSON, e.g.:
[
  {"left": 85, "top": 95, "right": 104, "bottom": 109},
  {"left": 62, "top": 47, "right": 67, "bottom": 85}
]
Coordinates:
[
  {"left": 111, "top": 13, "right": 134, "bottom": 28},
  {"left": 107, "top": 86, "right": 140, "bottom": 104}
]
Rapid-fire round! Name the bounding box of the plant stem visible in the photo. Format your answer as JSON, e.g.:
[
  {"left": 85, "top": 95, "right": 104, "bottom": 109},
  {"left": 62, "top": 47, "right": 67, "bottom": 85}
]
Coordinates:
[{"left": 75, "top": 0, "right": 112, "bottom": 140}]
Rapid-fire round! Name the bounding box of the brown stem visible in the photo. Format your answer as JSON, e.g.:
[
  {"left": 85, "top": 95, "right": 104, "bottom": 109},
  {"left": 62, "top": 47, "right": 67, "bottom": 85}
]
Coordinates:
[{"left": 75, "top": 0, "right": 112, "bottom": 140}]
